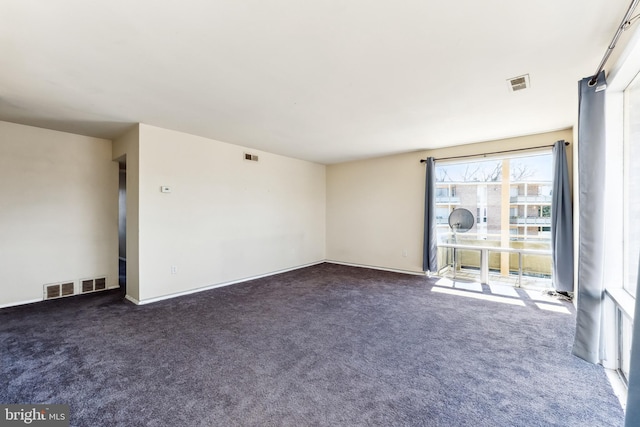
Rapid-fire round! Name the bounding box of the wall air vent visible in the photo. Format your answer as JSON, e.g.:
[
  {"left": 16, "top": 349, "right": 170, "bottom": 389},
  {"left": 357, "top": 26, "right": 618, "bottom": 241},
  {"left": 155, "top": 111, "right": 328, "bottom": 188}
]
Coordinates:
[
  {"left": 507, "top": 74, "right": 530, "bottom": 92},
  {"left": 82, "top": 279, "right": 94, "bottom": 293},
  {"left": 244, "top": 153, "right": 259, "bottom": 162},
  {"left": 44, "top": 281, "right": 75, "bottom": 300},
  {"left": 61, "top": 282, "right": 74, "bottom": 296},
  {"left": 46, "top": 284, "right": 60, "bottom": 299},
  {"left": 81, "top": 277, "right": 108, "bottom": 293}
]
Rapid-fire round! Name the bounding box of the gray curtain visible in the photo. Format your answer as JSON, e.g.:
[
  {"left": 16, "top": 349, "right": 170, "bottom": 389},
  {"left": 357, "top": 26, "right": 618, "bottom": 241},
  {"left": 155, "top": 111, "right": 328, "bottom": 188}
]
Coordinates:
[
  {"left": 551, "top": 140, "right": 573, "bottom": 292},
  {"left": 572, "top": 71, "right": 607, "bottom": 363},
  {"left": 625, "top": 261, "right": 640, "bottom": 426},
  {"left": 423, "top": 157, "right": 437, "bottom": 272}
]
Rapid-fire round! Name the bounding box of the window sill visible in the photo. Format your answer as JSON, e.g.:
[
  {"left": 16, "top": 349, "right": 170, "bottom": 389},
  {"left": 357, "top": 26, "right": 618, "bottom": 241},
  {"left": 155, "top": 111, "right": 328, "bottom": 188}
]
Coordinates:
[
  {"left": 606, "top": 288, "right": 636, "bottom": 319},
  {"left": 605, "top": 368, "right": 628, "bottom": 411}
]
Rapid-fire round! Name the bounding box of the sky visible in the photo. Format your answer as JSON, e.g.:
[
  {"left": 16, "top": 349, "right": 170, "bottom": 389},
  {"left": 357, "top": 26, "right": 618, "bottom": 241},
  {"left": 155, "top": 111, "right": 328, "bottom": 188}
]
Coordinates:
[{"left": 435, "top": 153, "right": 553, "bottom": 182}]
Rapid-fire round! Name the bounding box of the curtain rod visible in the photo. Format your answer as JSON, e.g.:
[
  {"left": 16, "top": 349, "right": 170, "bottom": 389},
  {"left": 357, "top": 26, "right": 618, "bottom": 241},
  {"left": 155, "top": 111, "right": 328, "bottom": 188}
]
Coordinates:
[
  {"left": 419, "top": 141, "right": 569, "bottom": 163},
  {"left": 588, "top": 0, "right": 640, "bottom": 86}
]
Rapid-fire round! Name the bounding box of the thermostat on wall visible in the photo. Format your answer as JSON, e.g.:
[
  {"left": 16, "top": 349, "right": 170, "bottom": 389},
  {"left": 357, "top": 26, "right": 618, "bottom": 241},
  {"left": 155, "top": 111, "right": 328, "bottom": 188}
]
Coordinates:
[{"left": 160, "top": 186, "right": 171, "bottom": 193}]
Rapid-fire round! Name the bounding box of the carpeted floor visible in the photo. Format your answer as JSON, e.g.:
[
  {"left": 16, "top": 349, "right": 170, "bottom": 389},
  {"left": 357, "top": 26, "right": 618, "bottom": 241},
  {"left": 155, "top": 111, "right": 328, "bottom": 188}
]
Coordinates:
[{"left": 0, "top": 263, "right": 624, "bottom": 426}]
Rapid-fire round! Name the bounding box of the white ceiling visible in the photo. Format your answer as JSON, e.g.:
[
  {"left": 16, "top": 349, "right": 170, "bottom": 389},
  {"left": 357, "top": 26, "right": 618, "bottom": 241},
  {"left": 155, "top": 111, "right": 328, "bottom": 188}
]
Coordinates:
[{"left": 0, "top": 1, "right": 630, "bottom": 164}]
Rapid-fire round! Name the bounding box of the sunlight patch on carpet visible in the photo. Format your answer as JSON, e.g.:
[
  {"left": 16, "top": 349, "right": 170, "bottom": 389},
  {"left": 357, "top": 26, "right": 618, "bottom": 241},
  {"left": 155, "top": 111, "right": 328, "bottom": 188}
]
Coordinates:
[
  {"left": 488, "top": 283, "right": 520, "bottom": 297},
  {"left": 534, "top": 302, "right": 571, "bottom": 314},
  {"left": 524, "top": 289, "right": 563, "bottom": 303},
  {"left": 432, "top": 286, "right": 526, "bottom": 306},
  {"left": 434, "top": 278, "right": 483, "bottom": 292}
]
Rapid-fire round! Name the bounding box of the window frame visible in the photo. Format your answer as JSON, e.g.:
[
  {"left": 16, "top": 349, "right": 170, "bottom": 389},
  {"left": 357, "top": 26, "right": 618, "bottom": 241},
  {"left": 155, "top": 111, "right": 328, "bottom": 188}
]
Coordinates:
[
  {"left": 601, "top": 25, "right": 640, "bottom": 393},
  {"left": 433, "top": 152, "right": 554, "bottom": 280}
]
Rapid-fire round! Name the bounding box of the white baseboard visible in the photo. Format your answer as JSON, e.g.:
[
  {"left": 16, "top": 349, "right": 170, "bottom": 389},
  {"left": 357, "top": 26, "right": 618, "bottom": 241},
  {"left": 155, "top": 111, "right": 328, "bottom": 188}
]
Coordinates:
[
  {"left": 1, "top": 260, "right": 422, "bottom": 309},
  {"left": 0, "top": 298, "right": 43, "bottom": 309},
  {"left": 124, "top": 294, "right": 140, "bottom": 305},
  {"left": 325, "top": 260, "right": 426, "bottom": 276},
  {"left": 131, "top": 260, "right": 325, "bottom": 306},
  {"left": 1, "top": 285, "right": 120, "bottom": 309}
]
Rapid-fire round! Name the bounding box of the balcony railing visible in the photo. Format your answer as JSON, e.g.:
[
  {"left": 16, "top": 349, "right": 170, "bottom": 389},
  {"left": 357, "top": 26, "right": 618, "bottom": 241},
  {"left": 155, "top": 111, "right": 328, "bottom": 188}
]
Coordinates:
[
  {"left": 437, "top": 243, "right": 551, "bottom": 287},
  {"left": 510, "top": 195, "right": 552, "bottom": 204},
  {"left": 509, "top": 216, "right": 551, "bottom": 225},
  {"left": 436, "top": 196, "right": 460, "bottom": 204}
]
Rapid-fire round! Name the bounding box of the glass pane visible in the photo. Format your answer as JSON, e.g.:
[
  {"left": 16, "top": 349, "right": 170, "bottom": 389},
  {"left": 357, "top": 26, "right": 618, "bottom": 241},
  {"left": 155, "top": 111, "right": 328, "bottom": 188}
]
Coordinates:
[
  {"left": 435, "top": 159, "right": 503, "bottom": 183},
  {"left": 435, "top": 154, "right": 553, "bottom": 283},
  {"left": 624, "top": 72, "right": 640, "bottom": 297}
]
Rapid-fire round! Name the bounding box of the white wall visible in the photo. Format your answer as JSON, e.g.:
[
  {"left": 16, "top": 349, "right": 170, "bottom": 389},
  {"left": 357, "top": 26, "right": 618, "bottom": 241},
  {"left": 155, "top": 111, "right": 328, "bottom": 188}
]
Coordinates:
[
  {"left": 0, "top": 121, "right": 324, "bottom": 307},
  {"left": 327, "top": 151, "right": 426, "bottom": 272},
  {"left": 135, "top": 124, "right": 326, "bottom": 302},
  {"left": 0, "top": 121, "right": 118, "bottom": 307},
  {"left": 326, "top": 129, "right": 573, "bottom": 274}
]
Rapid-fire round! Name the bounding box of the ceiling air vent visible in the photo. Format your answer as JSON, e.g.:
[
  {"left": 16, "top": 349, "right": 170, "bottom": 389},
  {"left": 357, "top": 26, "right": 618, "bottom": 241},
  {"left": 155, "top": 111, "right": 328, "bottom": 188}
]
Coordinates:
[
  {"left": 244, "top": 153, "right": 259, "bottom": 162},
  {"left": 507, "top": 74, "right": 530, "bottom": 92}
]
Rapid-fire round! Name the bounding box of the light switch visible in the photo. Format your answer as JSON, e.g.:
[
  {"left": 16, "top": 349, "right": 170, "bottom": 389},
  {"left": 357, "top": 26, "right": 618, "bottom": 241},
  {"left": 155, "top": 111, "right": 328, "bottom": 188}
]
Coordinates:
[{"left": 161, "top": 186, "right": 171, "bottom": 193}]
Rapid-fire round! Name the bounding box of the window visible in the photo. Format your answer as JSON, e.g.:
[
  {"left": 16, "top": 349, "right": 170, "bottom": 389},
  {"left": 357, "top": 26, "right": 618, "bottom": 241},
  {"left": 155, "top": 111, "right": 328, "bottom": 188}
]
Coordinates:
[
  {"left": 624, "top": 71, "right": 640, "bottom": 298},
  {"left": 435, "top": 153, "right": 553, "bottom": 280},
  {"left": 603, "top": 55, "right": 640, "bottom": 393}
]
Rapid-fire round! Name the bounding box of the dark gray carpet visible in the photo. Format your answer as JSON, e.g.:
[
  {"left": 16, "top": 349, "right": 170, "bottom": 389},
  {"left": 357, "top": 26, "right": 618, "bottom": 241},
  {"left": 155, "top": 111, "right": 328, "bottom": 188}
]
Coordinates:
[{"left": 1, "top": 263, "right": 624, "bottom": 426}]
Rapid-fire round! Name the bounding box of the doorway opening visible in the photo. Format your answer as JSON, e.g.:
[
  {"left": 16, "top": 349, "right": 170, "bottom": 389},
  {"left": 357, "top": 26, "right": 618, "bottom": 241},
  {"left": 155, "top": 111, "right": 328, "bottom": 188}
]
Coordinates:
[{"left": 118, "top": 162, "right": 127, "bottom": 295}]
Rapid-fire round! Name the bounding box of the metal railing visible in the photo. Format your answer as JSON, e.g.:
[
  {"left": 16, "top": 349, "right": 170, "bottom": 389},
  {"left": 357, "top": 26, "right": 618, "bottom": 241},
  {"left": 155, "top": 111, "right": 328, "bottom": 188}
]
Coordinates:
[
  {"left": 509, "top": 216, "right": 551, "bottom": 225},
  {"left": 437, "top": 243, "right": 551, "bottom": 287},
  {"left": 509, "top": 195, "right": 552, "bottom": 203},
  {"left": 435, "top": 230, "right": 552, "bottom": 242},
  {"left": 436, "top": 196, "right": 460, "bottom": 204}
]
